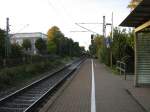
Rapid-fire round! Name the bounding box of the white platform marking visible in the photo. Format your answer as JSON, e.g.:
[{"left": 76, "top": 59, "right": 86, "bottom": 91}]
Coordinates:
[{"left": 91, "top": 59, "right": 96, "bottom": 112}]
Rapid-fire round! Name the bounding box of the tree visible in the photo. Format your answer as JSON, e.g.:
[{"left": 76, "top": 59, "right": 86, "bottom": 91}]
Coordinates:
[
  {"left": 47, "top": 26, "right": 64, "bottom": 55},
  {"left": 22, "top": 39, "right": 31, "bottom": 51},
  {"left": 80, "top": 46, "right": 85, "bottom": 54},
  {"left": 47, "top": 26, "right": 64, "bottom": 42},
  {"left": 128, "top": 0, "right": 142, "bottom": 10},
  {"left": 89, "top": 34, "right": 103, "bottom": 57},
  {"left": 111, "top": 27, "right": 127, "bottom": 60},
  {"left": 47, "top": 41, "right": 57, "bottom": 54},
  {"left": 0, "top": 29, "right": 6, "bottom": 59},
  {"left": 127, "top": 31, "right": 134, "bottom": 49},
  {"left": 88, "top": 27, "right": 135, "bottom": 71},
  {"left": 89, "top": 44, "right": 97, "bottom": 56},
  {"left": 67, "top": 38, "right": 74, "bottom": 56},
  {"left": 72, "top": 42, "right": 80, "bottom": 56},
  {"left": 11, "top": 43, "right": 23, "bottom": 58},
  {"left": 47, "top": 26, "right": 84, "bottom": 57},
  {"left": 99, "top": 41, "right": 110, "bottom": 65},
  {"left": 35, "top": 38, "right": 47, "bottom": 54}
]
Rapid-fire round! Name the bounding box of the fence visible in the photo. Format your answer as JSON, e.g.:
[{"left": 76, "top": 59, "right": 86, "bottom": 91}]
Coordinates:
[{"left": 0, "top": 54, "right": 59, "bottom": 69}]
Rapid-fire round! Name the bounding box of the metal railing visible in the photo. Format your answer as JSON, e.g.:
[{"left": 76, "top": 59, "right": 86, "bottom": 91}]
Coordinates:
[{"left": 116, "top": 60, "right": 126, "bottom": 80}]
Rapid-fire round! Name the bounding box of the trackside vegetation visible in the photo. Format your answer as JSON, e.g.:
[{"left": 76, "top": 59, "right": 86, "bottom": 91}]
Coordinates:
[
  {"left": 89, "top": 27, "right": 134, "bottom": 73},
  {"left": 0, "top": 57, "right": 71, "bottom": 90}
]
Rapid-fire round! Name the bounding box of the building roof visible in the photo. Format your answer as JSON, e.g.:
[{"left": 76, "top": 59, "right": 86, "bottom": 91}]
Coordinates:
[
  {"left": 120, "top": 0, "right": 150, "bottom": 27},
  {"left": 11, "top": 32, "right": 47, "bottom": 38}
]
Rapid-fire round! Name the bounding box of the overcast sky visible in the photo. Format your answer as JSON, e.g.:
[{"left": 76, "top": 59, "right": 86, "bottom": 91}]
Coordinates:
[{"left": 0, "top": 0, "right": 131, "bottom": 49}]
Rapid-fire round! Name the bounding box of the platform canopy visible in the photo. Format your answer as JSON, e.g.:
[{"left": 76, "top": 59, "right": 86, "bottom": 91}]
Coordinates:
[{"left": 120, "top": 0, "right": 150, "bottom": 28}]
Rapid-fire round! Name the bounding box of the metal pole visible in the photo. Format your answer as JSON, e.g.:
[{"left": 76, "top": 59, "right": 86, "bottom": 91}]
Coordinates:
[
  {"left": 124, "top": 63, "right": 126, "bottom": 80},
  {"left": 103, "top": 16, "right": 106, "bottom": 38},
  {"left": 6, "top": 17, "right": 11, "bottom": 57},
  {"left": 110, "top": 12, "right": 113, "bottom": 68},
  {"left": 111, "top": 12, "right": 114, "bottom": 40}
]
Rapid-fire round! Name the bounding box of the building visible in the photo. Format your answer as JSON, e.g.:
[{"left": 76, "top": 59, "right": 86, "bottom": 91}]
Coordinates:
[
  {"left": 120, "top": 0, "right": 150, "bottom": 86},
  {"left": 10, "top": 32, "right": 47, "bottom": 54}
]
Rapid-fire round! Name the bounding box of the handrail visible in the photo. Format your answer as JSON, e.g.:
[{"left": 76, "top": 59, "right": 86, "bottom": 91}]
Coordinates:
[{"left": 116, "top": 60, "right": 126, "bottom": 80}]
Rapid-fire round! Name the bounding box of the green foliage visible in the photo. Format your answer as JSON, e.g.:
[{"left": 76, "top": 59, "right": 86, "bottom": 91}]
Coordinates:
[
  {"left": 47, "top": 41, "right": 57, "bottom": 54},
  {"left": 89, "top": 27, "right": 134, "bottom": 71},
  {"left": 89, "top": 35, "right": 103, "bottom": 57},
  {"left": 111, "top": 27, "right": 128, "bottom": 60},
  {"left": 47, "top": 26, "right": 84, "bottom": 57},
  {"left": 35, "top": 38, "right": 47, "bottom": 54},
  {"left": 89, "top": 44, "right": 96, "bottom": 56},
  {"left": 47, "top": 26, "right": 64, "bottom": 42},
  {"left": 22, "top": 39, "right": 31, "bottom": 51},
  {"left": 72, "top": 42, "right": 83, "bottom": 56},
  {"left": 0, "top": 29, "right": 6, "bottom": 59},
  {"left": 0, "top": 66, "right": 26, "bottom": 87},
  {"left": 127, "top": 31, "right": 134, "bottom": 49},
  {"left": 0, "top": 29, "right": 24, "bottom": 63},
  {"left": 99, "top": 42, "right": 110, "bottom": 65},
  {"left": 11, "top": 43, "right": 23, "bottom": 58},
  {"left": 0, "top": 60, "right": 62, "bottom": 89}
]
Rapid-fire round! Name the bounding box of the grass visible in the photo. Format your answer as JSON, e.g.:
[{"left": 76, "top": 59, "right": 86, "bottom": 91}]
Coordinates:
[{"left": 111, "top": 66, "right": 120, "bottom": 75}]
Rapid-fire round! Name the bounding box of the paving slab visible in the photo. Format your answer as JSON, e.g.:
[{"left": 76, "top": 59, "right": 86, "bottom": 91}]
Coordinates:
[
  {"left": 94, "top": 60, "right": 144, "bottom": 112},
  {"left": 122, "top": 75, "right": 150, "bottom": 112}
]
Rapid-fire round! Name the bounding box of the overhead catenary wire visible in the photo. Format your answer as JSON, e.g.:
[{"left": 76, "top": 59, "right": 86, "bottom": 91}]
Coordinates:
[
  {"left": 59, "top": 0, "right": 76, "bottom": 24},
  {"left": 47, "top": 0, "right": 76, "bottom": 27},
  {"left": 75, "top": 23, "right": 99, "bottom": 34},
  {"left": 70, "top": 31, "right": 90, "bottom": 32},
  {"left": 47, "top": 0, "right": 100, "bottom": 35},
  {"left": 47, "top": 0, "right": 71, "bottom": 27},
  {"left": 77, "top": 23, "right": 103, "bottom": 25}
]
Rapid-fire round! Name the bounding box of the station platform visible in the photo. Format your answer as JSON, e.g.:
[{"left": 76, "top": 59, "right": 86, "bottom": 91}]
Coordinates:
[{"left": 40, "top": 59, "right": 145, "bottom": 112}]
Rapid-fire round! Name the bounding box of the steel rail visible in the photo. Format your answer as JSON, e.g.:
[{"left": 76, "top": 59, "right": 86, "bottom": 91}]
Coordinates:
[{"left": 0, "top": 58, "right": 85, "bottom": 112}]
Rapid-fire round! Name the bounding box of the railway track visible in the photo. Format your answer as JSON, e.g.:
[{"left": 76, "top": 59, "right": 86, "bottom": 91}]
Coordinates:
[{"left": 0, "top": 59, "right": 84, "bottom": 112}]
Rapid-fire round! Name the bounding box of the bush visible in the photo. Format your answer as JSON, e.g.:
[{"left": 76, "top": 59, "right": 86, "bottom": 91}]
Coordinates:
[
  {"left": 0, "top": 59, "right": 63, "bottom": 89},
  {"left": 25, "top": 64, "right": 38, "bottom": 75},
  {"left": 0, "top": 66, "right": 26, "bottom": 87},
  {"left": 0, "top": 69, "right": 13, "bottom": 86}
]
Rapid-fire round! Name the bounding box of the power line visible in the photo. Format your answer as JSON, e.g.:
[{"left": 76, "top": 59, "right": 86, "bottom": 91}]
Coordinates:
[
  {"left": 77, "top": 23, "right": 103, "bottom": 25},
  {"left": 59, "top": 0, "right": 75, "bottom": 23},
  {"left": 47, "top": 0, "right": 58, "bottom": 13},
  {"left": 47, "top": 0, "right": 75, "bottom": 25},
  {"left": 70, "top": 31, "right": 90, "bottom": 32},
  {"left": 47, "top": 0, "right": 67, "bottom": 24},
  {"left": 47, "top": 0, "right": 81, "bottom": 35},
  {"left": 75, "top": 23, "right": 99, "bottom": 34}
]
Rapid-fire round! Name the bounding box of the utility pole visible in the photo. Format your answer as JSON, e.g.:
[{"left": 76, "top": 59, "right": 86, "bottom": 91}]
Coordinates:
[
  {"left": 111, "top": 12, "right": 114, "bottom": 40},
  {"left": 6, "top": 17, "right": 11, "bottom": 57},
  {"left": 5, "top": 18, "right": 11, "bottom": 59},
  {"left": 103, "top": 16, "right": 106, "bottom": 38},
  {"left": 4, "top": 18, "right": 10, "bottom": 66},
  {"left": 110, "top": 12, "right": 113, "bottom": 68},
  {"left": 103, "top": 13, "right": 114, "bottom": 68}
]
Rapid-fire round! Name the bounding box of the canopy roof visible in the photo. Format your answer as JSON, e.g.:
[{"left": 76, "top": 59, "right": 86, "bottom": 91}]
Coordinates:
[{"left": 120, "top": 0, "right": 150, "bottom": 27}]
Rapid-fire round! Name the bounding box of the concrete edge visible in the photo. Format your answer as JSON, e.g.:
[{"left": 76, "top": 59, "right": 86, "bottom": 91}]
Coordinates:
[{"left": 125, "top": 89, "right": 148, "bottom": 112}]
